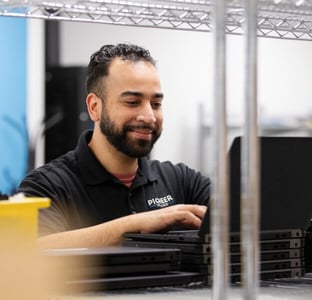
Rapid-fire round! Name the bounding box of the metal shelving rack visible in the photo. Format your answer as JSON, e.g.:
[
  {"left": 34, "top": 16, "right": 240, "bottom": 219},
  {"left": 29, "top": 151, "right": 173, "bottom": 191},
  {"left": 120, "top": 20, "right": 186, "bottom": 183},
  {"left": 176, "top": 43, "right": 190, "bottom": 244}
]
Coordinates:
[
  {"left": 0, "top": 0, "right": 312, "bottom": 40},
  {"left": 1, "top": 1, "right": 311, "bottom": 300}
]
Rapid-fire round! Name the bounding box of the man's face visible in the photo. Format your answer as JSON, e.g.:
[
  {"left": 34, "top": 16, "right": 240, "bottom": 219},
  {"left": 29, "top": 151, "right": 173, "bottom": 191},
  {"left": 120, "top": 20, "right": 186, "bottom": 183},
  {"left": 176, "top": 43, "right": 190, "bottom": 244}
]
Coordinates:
[{"left": 99, "top": 58, "right": 163, "bottom": 158}]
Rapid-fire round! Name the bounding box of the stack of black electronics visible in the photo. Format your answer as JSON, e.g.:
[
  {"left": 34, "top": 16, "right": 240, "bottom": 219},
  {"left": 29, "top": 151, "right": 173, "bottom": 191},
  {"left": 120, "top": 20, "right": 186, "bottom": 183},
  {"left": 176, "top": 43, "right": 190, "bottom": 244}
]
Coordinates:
[
  {"left": 124, "top": 136, "right": 312, "bottom": 285},
  {"left": 41, "top": 246, "right": 207, "bottom": 291},
  {"left": 123, "top": 228, "right": 305, "bottom": 284}
]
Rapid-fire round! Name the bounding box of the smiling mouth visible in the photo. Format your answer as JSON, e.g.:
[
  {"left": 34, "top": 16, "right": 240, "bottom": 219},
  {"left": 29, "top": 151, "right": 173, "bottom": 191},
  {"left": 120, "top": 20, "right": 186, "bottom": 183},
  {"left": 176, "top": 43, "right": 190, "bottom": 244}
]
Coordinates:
[
  {"left": 135, "top": 128, "right": 153, "bottom": 134},
  {"left": 131, "top": 129, "right": 153, "bottom": 140},
  {"left": 126, "top": 124, "right": 157, "bottom": 140}
]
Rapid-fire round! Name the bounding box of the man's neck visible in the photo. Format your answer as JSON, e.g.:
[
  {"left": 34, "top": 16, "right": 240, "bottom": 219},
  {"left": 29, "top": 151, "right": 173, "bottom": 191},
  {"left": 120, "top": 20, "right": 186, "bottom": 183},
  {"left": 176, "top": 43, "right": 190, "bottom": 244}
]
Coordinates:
[{"left": 88, "top": 130, "right": 138, "bottom": 175}]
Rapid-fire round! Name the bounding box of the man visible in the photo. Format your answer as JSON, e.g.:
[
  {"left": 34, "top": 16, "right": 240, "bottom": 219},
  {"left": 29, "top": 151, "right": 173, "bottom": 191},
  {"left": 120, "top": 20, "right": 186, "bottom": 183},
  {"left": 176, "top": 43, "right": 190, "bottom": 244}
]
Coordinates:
[{"left": 18, "top": 43, "right": 210, "bottom": 249}]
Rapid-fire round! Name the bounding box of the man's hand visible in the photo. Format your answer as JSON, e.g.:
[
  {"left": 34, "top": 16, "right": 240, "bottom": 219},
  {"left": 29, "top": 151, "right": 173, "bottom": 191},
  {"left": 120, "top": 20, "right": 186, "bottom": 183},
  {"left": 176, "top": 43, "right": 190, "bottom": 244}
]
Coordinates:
[
  {"left": 125, "top": 204, "right": 207, "bottom": 234},
  {"left": 37, "top": 204, "right": 207, "bottom": 249}
]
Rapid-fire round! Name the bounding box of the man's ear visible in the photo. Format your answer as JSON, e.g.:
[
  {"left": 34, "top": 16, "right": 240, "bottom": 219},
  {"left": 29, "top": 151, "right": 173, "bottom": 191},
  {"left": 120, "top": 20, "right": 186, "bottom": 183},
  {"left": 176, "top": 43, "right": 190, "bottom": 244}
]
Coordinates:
[{"left": 86, "top": 93, "right": 101, "bottom": 122}]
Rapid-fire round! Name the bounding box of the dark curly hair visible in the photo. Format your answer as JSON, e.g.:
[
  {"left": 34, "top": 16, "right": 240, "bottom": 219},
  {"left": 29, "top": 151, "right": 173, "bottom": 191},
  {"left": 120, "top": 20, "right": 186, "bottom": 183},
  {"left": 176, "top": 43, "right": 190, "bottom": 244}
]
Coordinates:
[{"left": 85, "top": 43, "right": 156, "bottom": 98}]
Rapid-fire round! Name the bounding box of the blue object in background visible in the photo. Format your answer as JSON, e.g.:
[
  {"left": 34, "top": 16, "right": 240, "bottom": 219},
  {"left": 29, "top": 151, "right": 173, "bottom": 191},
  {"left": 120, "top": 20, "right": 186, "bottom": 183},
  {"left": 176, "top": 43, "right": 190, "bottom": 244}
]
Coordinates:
[{"left": 0, "top": 17, "right": 28, "bottom": 195}]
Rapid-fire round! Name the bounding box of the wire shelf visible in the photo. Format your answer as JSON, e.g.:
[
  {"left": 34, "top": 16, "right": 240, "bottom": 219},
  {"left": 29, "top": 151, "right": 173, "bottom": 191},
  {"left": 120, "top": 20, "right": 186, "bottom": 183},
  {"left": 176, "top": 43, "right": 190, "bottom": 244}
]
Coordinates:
[{"left": 0, "top": 0, "right": 312, "bottom": 40}]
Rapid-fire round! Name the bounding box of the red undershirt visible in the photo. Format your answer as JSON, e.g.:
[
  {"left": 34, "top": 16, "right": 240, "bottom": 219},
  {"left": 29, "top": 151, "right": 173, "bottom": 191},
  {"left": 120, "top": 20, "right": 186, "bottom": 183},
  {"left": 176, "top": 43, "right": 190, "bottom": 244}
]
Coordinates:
[{"left": 112, "top": 167, "right": 138, "bottom": 188}]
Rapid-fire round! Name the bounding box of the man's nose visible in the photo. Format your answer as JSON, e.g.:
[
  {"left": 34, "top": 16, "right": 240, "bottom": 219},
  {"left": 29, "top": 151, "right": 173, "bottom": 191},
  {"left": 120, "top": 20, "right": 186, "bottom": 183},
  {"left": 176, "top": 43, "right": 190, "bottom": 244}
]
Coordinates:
[{"left": 136, "top": 104, "right": 157, "bottom": 123}]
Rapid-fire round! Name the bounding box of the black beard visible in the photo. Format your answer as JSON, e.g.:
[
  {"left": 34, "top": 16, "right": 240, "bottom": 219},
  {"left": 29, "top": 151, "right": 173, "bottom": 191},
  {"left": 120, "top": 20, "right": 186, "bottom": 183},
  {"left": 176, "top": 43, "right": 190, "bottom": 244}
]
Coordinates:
[{"left": 99, "top": 107, "right": 161, "bottom": 158}]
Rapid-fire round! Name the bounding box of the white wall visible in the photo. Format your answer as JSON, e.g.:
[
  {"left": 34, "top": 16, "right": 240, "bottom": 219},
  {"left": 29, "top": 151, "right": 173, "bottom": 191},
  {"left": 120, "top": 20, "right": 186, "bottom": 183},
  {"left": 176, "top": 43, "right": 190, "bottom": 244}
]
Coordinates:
[{"left": 59, "top": 21, "right": 312, "bottom": 172}]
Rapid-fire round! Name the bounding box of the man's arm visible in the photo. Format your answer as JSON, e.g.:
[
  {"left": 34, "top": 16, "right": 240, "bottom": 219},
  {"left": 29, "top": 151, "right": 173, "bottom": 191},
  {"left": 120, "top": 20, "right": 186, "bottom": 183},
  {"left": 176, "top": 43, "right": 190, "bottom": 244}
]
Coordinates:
[{"left": 37, "top": 204, "right": 207, "bottom": 250}]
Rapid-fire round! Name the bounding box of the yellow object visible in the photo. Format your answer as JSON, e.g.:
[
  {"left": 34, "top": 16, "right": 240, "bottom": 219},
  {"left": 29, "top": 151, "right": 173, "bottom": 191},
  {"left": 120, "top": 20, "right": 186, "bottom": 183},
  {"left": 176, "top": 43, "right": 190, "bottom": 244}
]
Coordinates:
[
  {"left": 0, "top": 197, "right": 52, "bottom": 300},
  {"left": 0, "top": 196, "right": 50, "bottom": 248}
]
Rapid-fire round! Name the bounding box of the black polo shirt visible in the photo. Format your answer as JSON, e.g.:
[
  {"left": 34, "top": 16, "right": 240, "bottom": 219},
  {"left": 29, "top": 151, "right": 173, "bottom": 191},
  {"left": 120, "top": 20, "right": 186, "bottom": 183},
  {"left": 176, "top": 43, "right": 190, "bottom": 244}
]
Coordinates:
[{"left": 18, "top": 130, "right": 210, "bottom": 236}]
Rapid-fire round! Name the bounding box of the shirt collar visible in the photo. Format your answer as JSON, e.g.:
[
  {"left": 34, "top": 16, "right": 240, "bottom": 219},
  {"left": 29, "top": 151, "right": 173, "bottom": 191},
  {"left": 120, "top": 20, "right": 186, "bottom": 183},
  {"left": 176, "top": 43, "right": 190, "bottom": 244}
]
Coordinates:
[{"left": 75, "top": 130, "right": 158, "bottom": 185}]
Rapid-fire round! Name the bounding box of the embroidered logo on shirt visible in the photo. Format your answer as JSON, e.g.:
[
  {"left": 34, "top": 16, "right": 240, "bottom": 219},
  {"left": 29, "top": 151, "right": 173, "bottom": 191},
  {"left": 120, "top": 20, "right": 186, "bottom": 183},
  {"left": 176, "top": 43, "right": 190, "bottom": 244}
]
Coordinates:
[{"left": 146, "top": 195, "right": 174, "bottom": 209}]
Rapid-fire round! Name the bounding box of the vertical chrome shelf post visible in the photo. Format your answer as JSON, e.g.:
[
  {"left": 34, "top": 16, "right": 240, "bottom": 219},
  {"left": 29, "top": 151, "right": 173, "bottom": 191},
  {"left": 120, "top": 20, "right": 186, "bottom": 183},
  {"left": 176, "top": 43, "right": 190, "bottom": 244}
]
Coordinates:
[
  {"left": 211, "top": 0, "right": 229, "bottom": 299},
  {"left": 241, "top": 0, "right": 260, "bottom": 299}
]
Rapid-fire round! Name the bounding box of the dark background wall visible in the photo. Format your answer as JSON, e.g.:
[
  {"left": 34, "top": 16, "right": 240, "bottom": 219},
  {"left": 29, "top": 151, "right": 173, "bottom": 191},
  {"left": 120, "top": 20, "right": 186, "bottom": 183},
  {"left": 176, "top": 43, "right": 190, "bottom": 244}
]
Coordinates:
[{"left": 44, "top": 21, "right": 92, "bottom": 163}]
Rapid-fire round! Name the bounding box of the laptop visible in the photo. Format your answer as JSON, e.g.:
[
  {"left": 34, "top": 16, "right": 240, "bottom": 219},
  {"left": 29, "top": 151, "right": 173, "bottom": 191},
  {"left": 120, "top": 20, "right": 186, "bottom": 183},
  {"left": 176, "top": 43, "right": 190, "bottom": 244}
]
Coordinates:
[
  {"left": 41, "top": 246, "right": 208, "bottom": 291},
  {"left": 125, "top": 136, "right": 312, "bottom": 243},
  {"left": 41, "top": 246, "right": 181, "bottom": 278}
]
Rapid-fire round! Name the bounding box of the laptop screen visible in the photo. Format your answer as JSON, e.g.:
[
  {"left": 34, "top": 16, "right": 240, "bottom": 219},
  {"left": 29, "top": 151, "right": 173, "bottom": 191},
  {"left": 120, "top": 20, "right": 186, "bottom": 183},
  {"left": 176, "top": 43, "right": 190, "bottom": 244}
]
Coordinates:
[{"left": 228, "top": 136, "right": 312, "bottom": 232}]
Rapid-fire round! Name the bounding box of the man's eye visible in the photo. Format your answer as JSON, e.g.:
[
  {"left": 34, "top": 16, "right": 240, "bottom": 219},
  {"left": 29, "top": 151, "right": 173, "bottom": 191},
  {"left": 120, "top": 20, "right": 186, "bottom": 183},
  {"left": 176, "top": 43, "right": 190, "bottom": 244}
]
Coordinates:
[
  {"left": 126, "top": 101, "right": 139, "bottom": 106},
  {"left": 152, "top": 102, "right": 162, "bottom": 109}
]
